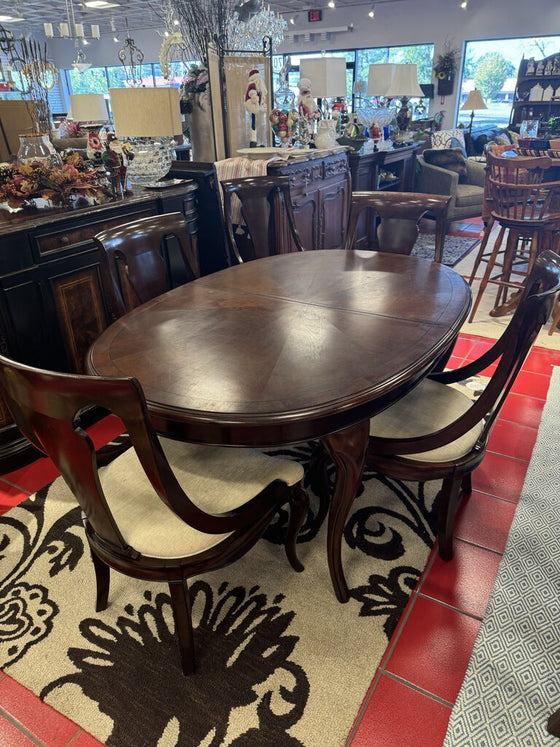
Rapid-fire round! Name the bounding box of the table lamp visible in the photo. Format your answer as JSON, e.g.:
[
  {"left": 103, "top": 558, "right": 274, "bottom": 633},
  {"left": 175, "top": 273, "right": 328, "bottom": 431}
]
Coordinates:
[
  {"left": 109, "top": 87, "right": 182, "bottom": 185},
  {"left": 460, "top": 88, "right": 487, "bottom": 134},
  {"left": 69, "top": 93, "right": 108, "bottom": 126},
  {"left": 384, "top": 63, "right": 424, "bottom": 142},
  {"left": 366, "top": 63, "right": 395, "bottom": 98},
  {"left": 299, "top": 57, "right": 347, "bottom": 118}
]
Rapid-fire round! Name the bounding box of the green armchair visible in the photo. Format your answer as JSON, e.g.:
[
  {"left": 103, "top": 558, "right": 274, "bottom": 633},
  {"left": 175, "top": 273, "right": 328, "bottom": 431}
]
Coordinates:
[{"left": 415, "top": 154, "right": 486, "bottom": 227}]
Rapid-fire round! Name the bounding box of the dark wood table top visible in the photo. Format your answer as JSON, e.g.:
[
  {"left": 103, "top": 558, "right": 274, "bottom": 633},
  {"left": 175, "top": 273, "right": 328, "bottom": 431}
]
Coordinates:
[{"left": 87, "top": 250, "right": 471, "bottom": 447}]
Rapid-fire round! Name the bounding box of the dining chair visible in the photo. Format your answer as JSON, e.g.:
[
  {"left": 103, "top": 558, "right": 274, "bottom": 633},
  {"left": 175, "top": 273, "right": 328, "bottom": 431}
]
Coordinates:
[
  {"left": 94, "top": 212, "right": 200, "bottom": 320},
  {"left": 220, "top": 175, "right": 305, "bottom": 263},
  {"left": 468, "top": 153, "right": 560, "bottom": 322},
  {"left": 343, "top": 191, "right": 451, "bottom": 262},
  {"left": 0, "top": 356, "right": 308, "bottom": 675},
  {"left": 366, "top": 249, "right": 560, "bottom": 561}
]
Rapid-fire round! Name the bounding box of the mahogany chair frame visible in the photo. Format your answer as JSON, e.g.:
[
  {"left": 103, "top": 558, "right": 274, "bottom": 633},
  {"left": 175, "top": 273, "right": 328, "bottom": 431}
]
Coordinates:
[
  {"left": 94, "top": 212, "right": 200, "bottom": 319},
  {"left": 0, "top": 357, "right": 308, "bottom": 675},
  {"left": 366, "top": 250, "right": 560, "bottom": 561},
  {"left": 220, "top": 175, "right": 305, "bottom": 264},
  {"left": 343, "top": 191, "right": 451, "bottom": 262}
]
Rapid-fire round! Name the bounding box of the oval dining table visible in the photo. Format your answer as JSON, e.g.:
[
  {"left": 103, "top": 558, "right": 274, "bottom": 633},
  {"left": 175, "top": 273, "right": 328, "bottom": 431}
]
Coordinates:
[{"left": 87, "top": 249, "right": 471, "bottom": 603}]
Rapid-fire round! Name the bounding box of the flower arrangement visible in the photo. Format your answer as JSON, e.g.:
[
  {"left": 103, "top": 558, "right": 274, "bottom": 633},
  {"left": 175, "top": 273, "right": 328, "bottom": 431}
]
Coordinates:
[
  {"left": 434, "top": 46, "right": 459, "bottom": 80},
  {"left": 180, "top": 65, "right": 210, "bottom": 113},
  {"left": 0, "top": 153, "right": 110, "bottom": 210}
]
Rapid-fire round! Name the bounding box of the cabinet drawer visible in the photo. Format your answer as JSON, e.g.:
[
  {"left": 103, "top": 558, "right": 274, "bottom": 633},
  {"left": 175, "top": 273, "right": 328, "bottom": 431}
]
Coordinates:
[{"left": 32, "top": 207, "right": 157, "bottom": 258}]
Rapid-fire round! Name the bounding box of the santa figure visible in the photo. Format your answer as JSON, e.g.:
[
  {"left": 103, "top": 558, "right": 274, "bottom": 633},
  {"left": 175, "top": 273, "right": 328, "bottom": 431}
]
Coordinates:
[
  {"left": 244, "top": 68, "right": 267, "bottom": 146},
  {"left": 297, "top": 78, "right": 319, "bottom": 122}
]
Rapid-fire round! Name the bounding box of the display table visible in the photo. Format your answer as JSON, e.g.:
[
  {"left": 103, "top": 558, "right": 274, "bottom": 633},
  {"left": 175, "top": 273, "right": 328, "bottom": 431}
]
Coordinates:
[
  {"left": 169, "top": 147, "right": 351, "bottom": 272},
  {"left": 0, "top": 181, "right": 198, "bottom": 471}
]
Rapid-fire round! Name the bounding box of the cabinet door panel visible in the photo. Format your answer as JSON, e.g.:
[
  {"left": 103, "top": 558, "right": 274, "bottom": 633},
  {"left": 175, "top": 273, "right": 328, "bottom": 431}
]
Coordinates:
[
  {"left": 51, "top": 264, "right": 109, "bottom": 373},
  {"left": 319, "top": 179, "right": 350, "bottom": 250},
  {"left": 292, "top": 193, "right": 319, "bottom": 251}
]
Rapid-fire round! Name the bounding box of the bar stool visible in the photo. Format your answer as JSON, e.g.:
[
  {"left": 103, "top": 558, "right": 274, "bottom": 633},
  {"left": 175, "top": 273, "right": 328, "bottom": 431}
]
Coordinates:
[{"left": 468, "top": 153, "right": 560, "bottom": 323}]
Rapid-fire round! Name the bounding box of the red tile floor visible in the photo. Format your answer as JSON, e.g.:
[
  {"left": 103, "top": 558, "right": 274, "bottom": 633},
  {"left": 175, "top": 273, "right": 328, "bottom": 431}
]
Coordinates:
[{"left": 1, "top": 220, "right": 559, "bottom": 746}]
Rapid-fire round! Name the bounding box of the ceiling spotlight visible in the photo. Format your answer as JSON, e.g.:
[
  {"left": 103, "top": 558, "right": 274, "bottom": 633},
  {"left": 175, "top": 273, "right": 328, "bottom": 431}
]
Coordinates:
[
  {"left": 289, "top": 16, "right": 295, "bottom": 24},
  {"left": 113, "top": 34, "right": 119, "bottom": 42},
  {"left": 460, "top": 0, "right": 468, "bottom": 7},
  {"left": 328, "top": 0, "right": 335, "bottom": 7},
  {"left": 368, "top": 6, "right": 375, "bottom": 17},
  {"left": 173, "top": 18, "right": 180, "bottom": 25}
]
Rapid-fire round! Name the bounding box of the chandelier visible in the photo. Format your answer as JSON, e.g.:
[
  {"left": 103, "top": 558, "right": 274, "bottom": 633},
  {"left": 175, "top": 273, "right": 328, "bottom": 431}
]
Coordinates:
[
  {"left": 228, "top": 3, "right": 287, "bottom": 50},
  {"left": 43, "top": 0, "right": 100, "bottom": 40}
]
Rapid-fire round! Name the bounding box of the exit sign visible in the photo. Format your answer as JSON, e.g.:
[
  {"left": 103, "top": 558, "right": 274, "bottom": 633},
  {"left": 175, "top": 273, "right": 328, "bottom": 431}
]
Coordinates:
[{"left": 308, "top": 9, "right": 322, "bottom": 22}]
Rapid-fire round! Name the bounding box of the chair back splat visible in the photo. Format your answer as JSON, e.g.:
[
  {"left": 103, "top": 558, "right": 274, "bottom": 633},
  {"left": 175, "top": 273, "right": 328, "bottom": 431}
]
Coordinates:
[
  {"left": 343, "top": 191, "right": 451, "bottom": 262},
  {"left": 0, "top": 359, "right": 308, "bottom": 675},
  {"left": 366, "top": 250, "right": 560, "bottom": 561},
  {"left": 220, "top": 175, "right": 305, "bottom": 264},
  {"left": 94, "top": 212, "right": 200, "bottom": 319}
]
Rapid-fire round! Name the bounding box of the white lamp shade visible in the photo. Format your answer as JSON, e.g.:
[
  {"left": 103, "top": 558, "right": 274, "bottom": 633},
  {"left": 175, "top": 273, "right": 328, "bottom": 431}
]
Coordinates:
[
  {"left": 367, "top": 64, "right": 396, "bottom": 96},
  {"left": 299, "top": 58, "right": 347, "bottom": 98},
  {"left": 69, "top": 93, "right": 108, "bottom": 122},
  {"left": 110, "top": 87, "right": 182, "bottom": 138},
  {"left": 386, "top": 64, "right": 424, "bottom": 97},
  {"left": 461, "top": 89, "right": 487, "bottom": 111}
]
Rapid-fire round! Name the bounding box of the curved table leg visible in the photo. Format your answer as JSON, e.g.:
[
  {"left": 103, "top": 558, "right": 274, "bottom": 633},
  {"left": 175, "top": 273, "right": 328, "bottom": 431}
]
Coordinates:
[{"left": 322, "top": 419, "right": 370, "bottom": 603}]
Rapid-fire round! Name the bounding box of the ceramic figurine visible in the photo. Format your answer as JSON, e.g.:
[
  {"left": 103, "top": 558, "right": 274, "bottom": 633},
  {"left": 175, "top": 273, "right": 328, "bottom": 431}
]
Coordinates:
[
  {"left": 102, "top": 134, "right": 133, "bottom": 197},
  {"left": 297, "top": 78, "right": 320, "bottom": 123},
  {"left": 244, "top": 68, "right": 266, "bottom": 148},
  {"left": 536, "top": 60, "right": 545, "bottom": 75},
  {"left": 545, "top": 60, "right": 553, "bottom": 76},
  {"left": 526, "top": 58, "right": 536, "bottom": 75}
]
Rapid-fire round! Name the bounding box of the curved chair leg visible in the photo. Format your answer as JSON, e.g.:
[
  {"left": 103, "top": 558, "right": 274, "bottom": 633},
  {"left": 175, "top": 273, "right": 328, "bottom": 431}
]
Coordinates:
[
  {"left": 461, "top": 472, "right": 472, "bottom": 496},
  {"left": 90, "top": 550, "right": 110, "bottom": 612},
  {"left": 437, "top": 475, "right": 464, "bottom": 561},
  {"left": 285, "top": 484, "right": 309, "bottom": 573},
  {"left": 168, "top": 579, "right": 196, "bottom": 675}
]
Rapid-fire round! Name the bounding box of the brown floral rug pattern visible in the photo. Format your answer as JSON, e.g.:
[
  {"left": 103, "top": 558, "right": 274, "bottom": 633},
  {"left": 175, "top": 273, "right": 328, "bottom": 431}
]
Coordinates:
[{"left": 1, "top": 442, "right": 440, "bottom": 747}]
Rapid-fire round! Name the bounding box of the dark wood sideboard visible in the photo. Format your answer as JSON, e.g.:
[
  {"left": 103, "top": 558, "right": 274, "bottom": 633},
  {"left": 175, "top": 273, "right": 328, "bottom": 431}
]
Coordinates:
[
  {"left": 169, "top": 148, "right": 351, "bottom": 273},
  {"left": 0, "top": 181, "right": 198, "bottom": 471},
  {"left": 347, "top": 143, "right": 419, "bottom": 250}
]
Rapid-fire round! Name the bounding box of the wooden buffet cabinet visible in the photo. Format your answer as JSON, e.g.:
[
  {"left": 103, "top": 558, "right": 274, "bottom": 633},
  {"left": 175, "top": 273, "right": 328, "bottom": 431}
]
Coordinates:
[
  {"left": 0, "top": 182, "right": 198, "bottom": 471},
  {"left": 169, "top": 148, "right": 351, "bottom": 273}
]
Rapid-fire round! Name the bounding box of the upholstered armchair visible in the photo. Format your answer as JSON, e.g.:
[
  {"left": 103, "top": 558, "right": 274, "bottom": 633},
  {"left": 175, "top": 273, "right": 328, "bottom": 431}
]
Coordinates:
[{"left": 415, "top": 150, "right": 486, "bottom": 227}]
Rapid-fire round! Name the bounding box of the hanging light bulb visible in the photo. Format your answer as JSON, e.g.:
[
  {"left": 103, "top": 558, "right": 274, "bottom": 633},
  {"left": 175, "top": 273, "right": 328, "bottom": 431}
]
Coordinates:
[
  {"left": 289, "top": 16, "right": 295, "bottom": 24},
  {"left": 328, "top": 0, "right": 335, "bottom": 7},
  {"left": 460, "top": 0, "right": 468, "bottom": 7},
  {"left": 368, "top": 6, "right": 375, "bottom": 18}
]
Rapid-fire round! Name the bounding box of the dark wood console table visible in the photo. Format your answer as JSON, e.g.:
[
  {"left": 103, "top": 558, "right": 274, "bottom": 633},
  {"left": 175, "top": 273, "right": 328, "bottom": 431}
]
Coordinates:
[
  {"left": 348, "top": 143, "right": 419, "bottom": 250},
  {"left": 0, "top": 181, "right": 198, "bottom": 471}
]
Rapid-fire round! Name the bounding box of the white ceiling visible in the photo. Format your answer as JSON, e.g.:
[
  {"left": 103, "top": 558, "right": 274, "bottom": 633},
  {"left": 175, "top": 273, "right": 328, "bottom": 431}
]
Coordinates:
[{"left": 0, "top": 0, "right": 407, "bottom": 40}]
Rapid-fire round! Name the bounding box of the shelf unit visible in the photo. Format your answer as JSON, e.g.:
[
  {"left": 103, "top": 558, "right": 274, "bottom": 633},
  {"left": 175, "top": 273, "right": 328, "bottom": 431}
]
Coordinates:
[{"left": 510, "top": 52, "right": 560, "bottom": 132}]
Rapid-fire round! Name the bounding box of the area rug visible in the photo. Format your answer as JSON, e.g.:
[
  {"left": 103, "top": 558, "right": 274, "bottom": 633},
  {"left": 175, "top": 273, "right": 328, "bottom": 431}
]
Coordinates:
[
  {"left": 0, "top": 443, "right": 439, "bottom": 747},
  {"left": 413, "top": 233, "right": 480, "bottom": 267},
  {"left": 444, "top": 366, "right": 560, "bottom": 746}
]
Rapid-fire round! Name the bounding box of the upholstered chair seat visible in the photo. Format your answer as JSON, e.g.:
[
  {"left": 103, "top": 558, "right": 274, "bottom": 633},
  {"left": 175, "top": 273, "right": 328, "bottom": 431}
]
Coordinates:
[
  {"left": 369, "top": 379, "right": 484, "bottom": 463},
  {"left": 101, "top": 438, "right": 304, "bottom": 558}
]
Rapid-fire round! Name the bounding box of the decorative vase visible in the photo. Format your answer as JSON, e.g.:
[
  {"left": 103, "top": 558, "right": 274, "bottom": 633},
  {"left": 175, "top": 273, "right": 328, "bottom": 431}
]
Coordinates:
[
  {"left": 186, "top": 101, "right": 216, "bottom": 163},
  {"left": 17, "top": 134, "right": 61, "bottom": 167},
  {"left": 315, "top": 119, "right": 339, "bottom": 149}
]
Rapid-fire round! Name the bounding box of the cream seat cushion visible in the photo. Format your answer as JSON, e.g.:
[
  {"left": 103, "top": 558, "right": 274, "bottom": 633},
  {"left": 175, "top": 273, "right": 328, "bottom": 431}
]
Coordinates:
[
  {"left": 100, "top": 438, "right": 304, "bottom": 560},
  {"left": 369, "top": 378, "right": 484, "bottom": 463}
]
